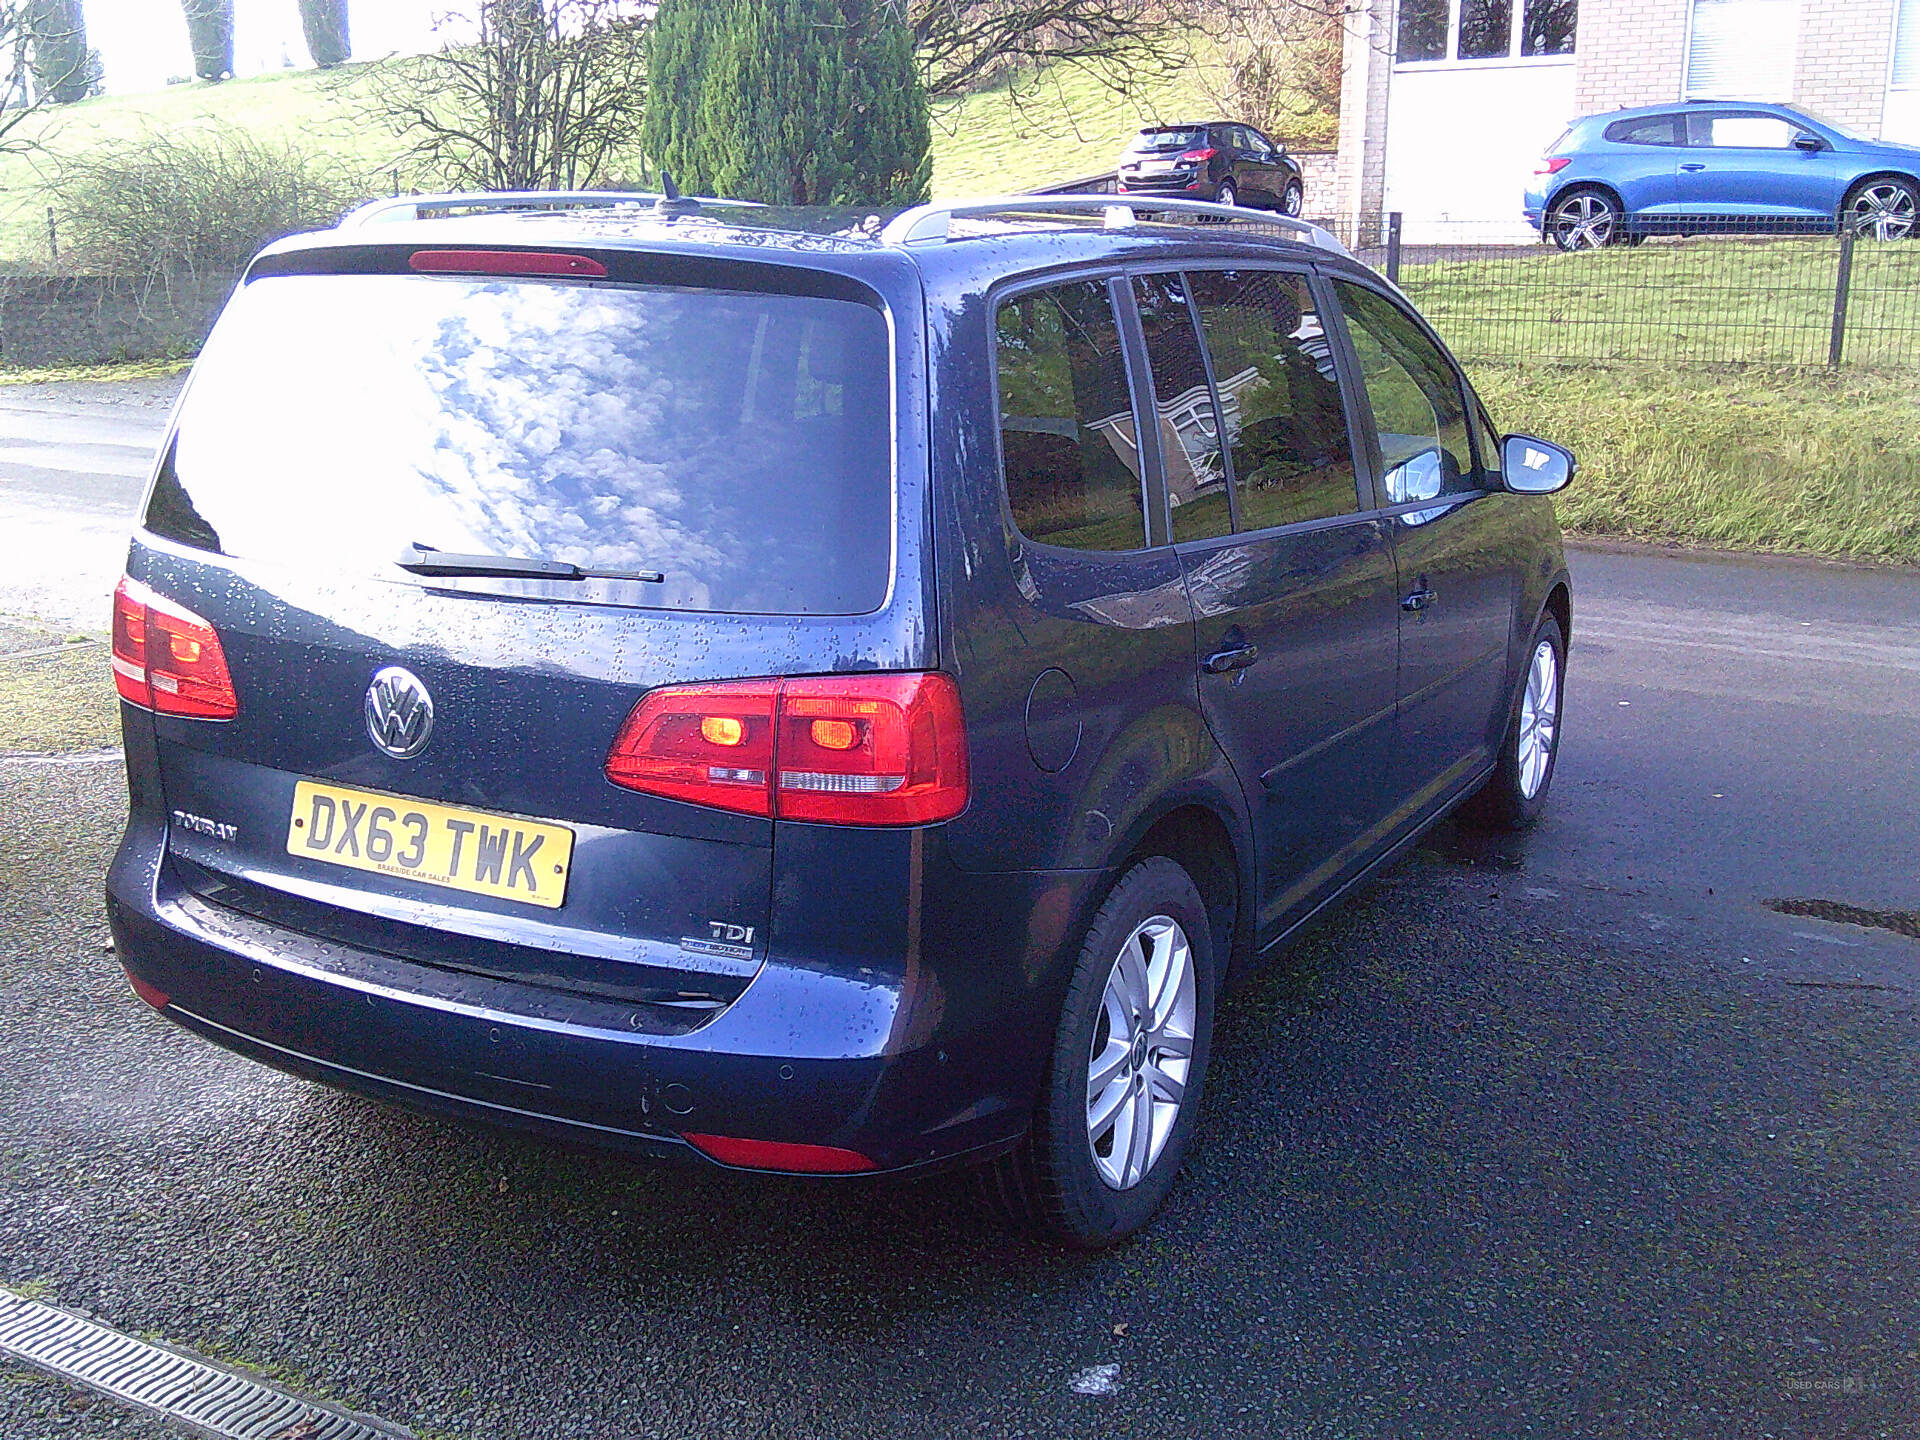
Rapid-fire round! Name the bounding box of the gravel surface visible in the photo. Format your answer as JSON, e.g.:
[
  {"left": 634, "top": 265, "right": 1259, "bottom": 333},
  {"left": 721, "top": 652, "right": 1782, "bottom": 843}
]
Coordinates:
[
  {"left": 0, "top": 1362, "right": 177, "bottom": 1439},
  {"left": 2, "top": 754, "right": 1915, "bottom": 1439}
]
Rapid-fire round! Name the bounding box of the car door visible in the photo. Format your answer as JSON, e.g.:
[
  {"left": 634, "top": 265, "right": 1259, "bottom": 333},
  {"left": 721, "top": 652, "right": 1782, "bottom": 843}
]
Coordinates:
[
  {"left": 1598, "top": 112, "right": 1684, "bottom": 215},
  {"left": 1676, "top": 110, "right": 1847, "bottom": 219},
  {"left": 1327, "top": 279, "right": 1518, "bottom": 817},
  {"left": 1130, "top": 267, "right": 1402, "bottom": 938},
  {"left": 1222, "top": 126, "right": 1270, "bottom": 206}
]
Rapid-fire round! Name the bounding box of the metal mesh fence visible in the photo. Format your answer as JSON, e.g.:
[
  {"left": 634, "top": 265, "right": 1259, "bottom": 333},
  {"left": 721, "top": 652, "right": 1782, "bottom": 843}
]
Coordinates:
[{"left": 1342, "top": 215, "right": 1920, "bottom": 369}]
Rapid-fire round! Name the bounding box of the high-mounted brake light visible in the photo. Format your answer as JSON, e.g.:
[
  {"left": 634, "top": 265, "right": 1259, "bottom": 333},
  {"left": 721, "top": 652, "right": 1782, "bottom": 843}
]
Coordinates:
[
  {"left": 605, "top": 673, "right": 968, "bottom": 826},
  {"left": 682, "top": 1133, "right": 877, "bottom": 1174},
  {"left": 111, "top": 576, "right": 237, "bottom": 719},
  {"left": 409, "top": 249, "right": 608, "bottom": 279},
  {"left": 1177, "top": 147, "right": 1218, "bottom": 164},
  {"left": 1534, "top": 157, "right": 1572, "bottom": 176}
]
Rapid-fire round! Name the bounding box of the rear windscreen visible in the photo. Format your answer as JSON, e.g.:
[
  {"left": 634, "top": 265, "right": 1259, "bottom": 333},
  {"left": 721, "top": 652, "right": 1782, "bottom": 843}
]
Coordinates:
[
  {"left": 1129, "top": 129, "right": 1205, "bottom": 153},
  {"left": 148, "top": 272, "right": 895, "bottom": 616}
]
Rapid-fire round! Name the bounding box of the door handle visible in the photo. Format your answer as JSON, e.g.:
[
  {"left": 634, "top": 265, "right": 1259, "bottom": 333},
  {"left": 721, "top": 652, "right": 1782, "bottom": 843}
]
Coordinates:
[
  {"left": 1681, "top": 163, "right": 1707, "bottom": 172},
  {"left": 1401, "top": 588, "right": 1438, "bottom": 612},
  {"left": 1202, "top": 643, "right": 1261, "bottom": 674}
]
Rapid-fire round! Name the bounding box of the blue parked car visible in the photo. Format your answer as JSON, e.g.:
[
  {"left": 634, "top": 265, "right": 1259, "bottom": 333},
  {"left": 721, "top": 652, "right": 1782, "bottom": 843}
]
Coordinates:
[
  {"left": 107, "top": 191, "right": 1575, "bottom": 1247},
  {"left": 1524, "top": 101, "right": 1920, "bottom": 249}
]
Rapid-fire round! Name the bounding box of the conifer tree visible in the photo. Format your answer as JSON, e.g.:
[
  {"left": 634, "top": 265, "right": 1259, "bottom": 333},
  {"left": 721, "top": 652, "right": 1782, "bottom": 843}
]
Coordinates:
[
  {"left": 644, "top": 0, "right": 930, "bottom": 206},
  {"left": 298, "top": 0, "right": 351, "bottom": 69}
]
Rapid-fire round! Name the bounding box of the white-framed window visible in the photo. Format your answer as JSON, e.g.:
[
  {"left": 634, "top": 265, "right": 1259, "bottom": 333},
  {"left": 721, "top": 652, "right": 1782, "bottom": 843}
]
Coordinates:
[
  {"left": 1894, "top": 0, "right": 1919, "bottom": 91},
  {"left": 1396, "top": 0, "right": 1577, "bottom": 64},
  {"left": 1685, "top": 0, "right": 1797, "bottom": 100}
]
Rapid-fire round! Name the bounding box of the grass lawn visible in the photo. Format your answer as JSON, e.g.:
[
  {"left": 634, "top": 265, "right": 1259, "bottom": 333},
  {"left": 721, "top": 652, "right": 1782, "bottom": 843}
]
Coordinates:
[
  {"left": 1477, "top": 362, "right": 1920, "bottom": 565},
  {"left": 1403, "top": 236, "right": 1920, "bottom": 369},
  {"left": 0, "top": 55, "right": 1267, "bottom": 262},
  {"left": 931, "top": 60, "right": 1222, "bottom": 200},
  {"left": 0, "top": 65, "right": 409, "bottom": 263}
]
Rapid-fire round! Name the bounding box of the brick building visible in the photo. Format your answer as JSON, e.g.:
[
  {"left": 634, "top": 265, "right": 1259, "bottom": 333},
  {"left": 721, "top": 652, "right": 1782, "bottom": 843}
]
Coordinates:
[{"left": 1334, "top": 0, "right": 1920, "bottom": 237}]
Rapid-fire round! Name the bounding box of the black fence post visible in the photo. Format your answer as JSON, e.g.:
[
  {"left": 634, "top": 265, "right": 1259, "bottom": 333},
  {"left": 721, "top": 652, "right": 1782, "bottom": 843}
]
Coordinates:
[
  {"left": 1828, "top": 226, "right": 1855, "bottom": 367},
  {"left": 1386, "top": 212, "right": 1403, "bottom": 285}
]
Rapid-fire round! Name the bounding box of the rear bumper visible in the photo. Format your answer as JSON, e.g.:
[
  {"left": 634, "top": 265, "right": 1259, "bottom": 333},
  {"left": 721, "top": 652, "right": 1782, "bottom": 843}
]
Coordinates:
[
  {"left": 1118, "top": 178, "right": 1208, "bottom": 197},
  {"left": 107, "top": 814, "right": 1103, "bottom": 1177}
]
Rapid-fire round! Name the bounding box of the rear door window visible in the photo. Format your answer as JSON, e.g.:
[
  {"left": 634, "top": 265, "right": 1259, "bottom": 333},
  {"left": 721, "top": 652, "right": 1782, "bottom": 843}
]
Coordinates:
[
  {"left": 1186, "top": 270, "right": 1359, "bottom": 532},
  {"left": 1132, "top": 273, "right": 1234, "bottom": 543},
  {"left": 994, "top": 279, "right": 1148, "bottom": 551},
  {"left": 148, "top": 272, "right": 895, "bottom": 616}
]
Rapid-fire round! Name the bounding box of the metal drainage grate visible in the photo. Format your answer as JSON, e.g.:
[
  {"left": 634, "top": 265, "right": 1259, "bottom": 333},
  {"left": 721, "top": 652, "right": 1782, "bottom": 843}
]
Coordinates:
[{"left": 0, "top": 1288, "right": 410, "bottom": 1439}]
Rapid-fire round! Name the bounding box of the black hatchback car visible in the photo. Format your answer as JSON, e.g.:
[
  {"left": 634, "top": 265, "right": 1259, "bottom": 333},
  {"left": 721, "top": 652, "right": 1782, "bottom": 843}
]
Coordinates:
[
  {"left": 1118, "top": 123, "right": 1307, "bottom": 215},
  {"left": 108, "top": 192, "right": 1574, "bottom": 1249}
]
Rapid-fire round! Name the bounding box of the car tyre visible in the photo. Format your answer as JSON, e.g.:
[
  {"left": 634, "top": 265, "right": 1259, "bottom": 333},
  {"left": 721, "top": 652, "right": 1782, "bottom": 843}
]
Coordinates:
[
  {"left": 1843, "top": 176, "right": 1919, "bottom": 240},
  {"left": 1215, "top": 180, "right": 1238, "bottom": 211},
  {"left": 1281, "top": 180, "right": 1304, "bottom": 217},
  {"left": 1463, "top": 612, "right": 1565, "bottom": 831},
  {"left": 972, "top": 857, "right": 1217, "bottom": 1249},
  {"left": 1547, "top": 188, "right": 1621, "bottom": 251}
]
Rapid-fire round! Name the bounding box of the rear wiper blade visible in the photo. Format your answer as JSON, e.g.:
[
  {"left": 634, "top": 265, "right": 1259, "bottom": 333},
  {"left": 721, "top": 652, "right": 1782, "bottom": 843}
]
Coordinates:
[{"left": 396, "top": 544, "right": 663, "bottom": 584}]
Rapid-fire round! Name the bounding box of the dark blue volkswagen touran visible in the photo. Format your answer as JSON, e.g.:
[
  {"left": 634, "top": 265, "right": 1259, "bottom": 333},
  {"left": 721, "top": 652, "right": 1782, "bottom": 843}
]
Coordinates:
[{"left": 108, "top": 192, "right": 1575, "bottom": 1247}]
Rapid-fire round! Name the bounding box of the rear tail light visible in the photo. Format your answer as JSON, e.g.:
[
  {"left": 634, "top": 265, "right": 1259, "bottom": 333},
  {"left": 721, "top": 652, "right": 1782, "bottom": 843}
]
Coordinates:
[
  {"left": 1177, "top": 147, "right": 1217, "bottom": 164},
  {"left": 606, "top": 672, "right": 968, "bottom": 825},
  {"left": 111, "top": 576, "right": 238, "bottom": 719},
  {"left": 124, "top": 971, "right": 170, "bottom": 1010},
  {"left": 682, "top": 1133, "right": 876, "bottom": 1174},
  {"left": 1534, "top": 156, "right": 1572, "bottom": 175}
]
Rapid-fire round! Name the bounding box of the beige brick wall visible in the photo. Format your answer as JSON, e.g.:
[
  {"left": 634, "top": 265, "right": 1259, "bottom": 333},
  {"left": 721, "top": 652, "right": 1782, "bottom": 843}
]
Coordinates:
[
  {"left": 1795, "top": 0, "right": 1897, "bottom": 135},
  {"left": 1573, "top": 0, "right": 1691, "bottom": 112},
  {"left": 1569, "top": 0, "right": 1900, "bottom": 122},
  {"left": 1334, "top": 0, "right": 1395, "bottom": 242}
]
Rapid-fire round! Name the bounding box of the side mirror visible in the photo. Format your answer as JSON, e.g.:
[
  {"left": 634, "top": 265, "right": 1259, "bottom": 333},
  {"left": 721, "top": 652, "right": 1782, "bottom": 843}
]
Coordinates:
[
  {"left": 1793, "top": 134, "right": 1824, "bottom": 153},
  {"left": 1384, "top": 446, "right": 1445, "bottom": 504},
  {"left": 1501, "top": 434, "right": 1576, "bottom": 494}
]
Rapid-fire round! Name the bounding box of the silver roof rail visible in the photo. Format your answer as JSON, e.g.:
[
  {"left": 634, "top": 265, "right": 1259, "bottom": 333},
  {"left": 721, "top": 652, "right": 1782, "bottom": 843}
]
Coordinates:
[
  {"left": 337, "top": 190, "right": 764, "bottom": 229},
  {"left": 878, "top": 194, "right": 1350, "bottom": 257}
]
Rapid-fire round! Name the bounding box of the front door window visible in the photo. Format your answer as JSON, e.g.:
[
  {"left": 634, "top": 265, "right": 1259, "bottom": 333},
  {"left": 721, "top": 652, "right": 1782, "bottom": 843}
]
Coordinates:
[{"left": 1333, "top": 282, "right": 1476, "bottom": 515}]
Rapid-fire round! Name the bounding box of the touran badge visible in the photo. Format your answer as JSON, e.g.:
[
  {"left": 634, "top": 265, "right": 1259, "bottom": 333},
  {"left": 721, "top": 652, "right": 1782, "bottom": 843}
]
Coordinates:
[{"left": 364, "top": 666, "right": 435, "bottom": 759}]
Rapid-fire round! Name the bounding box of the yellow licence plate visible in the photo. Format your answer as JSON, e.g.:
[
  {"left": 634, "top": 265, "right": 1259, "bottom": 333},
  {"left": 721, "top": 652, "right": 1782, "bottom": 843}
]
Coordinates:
[{"left": 285, "top": 780, "right": 575, "bottom": 910}]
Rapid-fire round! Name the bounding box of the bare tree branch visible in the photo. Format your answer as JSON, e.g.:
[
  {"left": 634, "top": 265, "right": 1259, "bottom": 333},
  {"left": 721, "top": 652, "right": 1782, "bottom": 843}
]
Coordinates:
[
  {"left": 363, "top": 0, "right": 648, "bottom": 192},
  {"left": 0, "top": 0, "right": 94, "bottom": 156},
  {"left": 907, "top": 0, "right": 1194, "bottom": 100}
]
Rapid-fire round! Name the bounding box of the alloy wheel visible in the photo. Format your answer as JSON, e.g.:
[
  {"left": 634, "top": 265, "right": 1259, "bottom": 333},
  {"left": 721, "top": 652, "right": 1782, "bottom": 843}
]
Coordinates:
[
  {"left": 1283, "top": 182, "right": 1303, "bottom": 217},
  {"left": 1517, "top": 638, "right": 1559, "bottom": 800},
  {"left": 1550, "top": 193, "right": 1616, "bottom": 250},
  {"left": 1847, "top": 182, "right": 1917, "bottom": 240},
  {"left": 1086, "top": 915, "right": 1196, "bottom": 1190}
]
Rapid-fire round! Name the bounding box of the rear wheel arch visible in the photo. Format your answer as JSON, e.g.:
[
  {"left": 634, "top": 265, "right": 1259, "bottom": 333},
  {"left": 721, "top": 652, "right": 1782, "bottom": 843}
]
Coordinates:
[
  {"left": 1552, "top": 179, "right": 1624, "bottom": 211},
  {"left": 1118, "top": 802, "right": 1249, "bottom": 988}
]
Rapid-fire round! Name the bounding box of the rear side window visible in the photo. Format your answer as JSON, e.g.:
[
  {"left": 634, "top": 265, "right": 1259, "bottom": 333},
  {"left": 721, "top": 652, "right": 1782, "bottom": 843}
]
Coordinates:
[
  {"left": 995, "top": 281, "right": 1147, "bottom": 551},
  {"left": 1333, "top": 282, "right": 1475, "bottom": 505},
  {"left": 1186, "top": 270, "right": 1358, "bottom": 531},
  {"left": 1605, "top": 114, "right": 1681, "bottom": 146},
  {"left": 149, "top": 273, "right": 894, "bottom": 616}
]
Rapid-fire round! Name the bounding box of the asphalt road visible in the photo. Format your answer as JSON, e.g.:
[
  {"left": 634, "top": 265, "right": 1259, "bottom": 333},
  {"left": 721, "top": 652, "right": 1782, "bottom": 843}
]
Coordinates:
[
  {"left": 0, "top": 378, "right": 179, "bottom": 633},
  {"left": 2, "top": 383, "right": 1918, "bottom": 1438}
]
